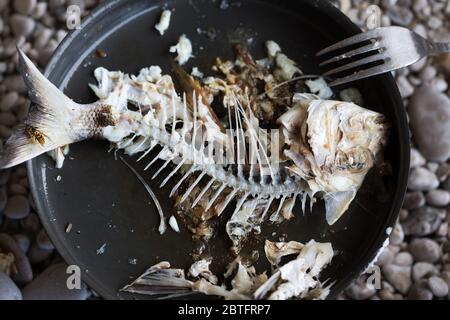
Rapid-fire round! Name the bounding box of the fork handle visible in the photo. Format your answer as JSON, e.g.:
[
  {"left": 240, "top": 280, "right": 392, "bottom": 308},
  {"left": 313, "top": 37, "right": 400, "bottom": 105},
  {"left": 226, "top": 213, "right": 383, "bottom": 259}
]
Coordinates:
[{"left": 430, "top": 42, "right": 450, "bottom": 55}]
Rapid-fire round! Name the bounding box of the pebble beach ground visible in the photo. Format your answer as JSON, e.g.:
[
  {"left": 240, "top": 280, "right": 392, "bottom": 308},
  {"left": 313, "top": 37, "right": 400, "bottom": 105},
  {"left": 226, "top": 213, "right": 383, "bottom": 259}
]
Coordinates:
[{"left": 0, "top": 0, "right": 450, "bottom": 300}]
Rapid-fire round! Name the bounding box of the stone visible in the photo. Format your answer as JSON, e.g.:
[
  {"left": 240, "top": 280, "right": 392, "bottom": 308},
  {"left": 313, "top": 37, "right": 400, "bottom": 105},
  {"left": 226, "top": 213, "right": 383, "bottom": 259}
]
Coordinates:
[
  {"left": 14, "top": 0, "right": 37, "bottom": 15},
  {"left": 394, "top": 252, "right": 414, "bottom": 266},
  {"left": 408, "top": 87, "right": 450, "bottom": 162},
  {"left": 390, "top": 223, "right": 405, "bottom": 245},
  {"left": 407, "top": 167, "right": 439, "bottom": 191},
  {"left": 426, "top": 190, "right": 450, "bottom": 207},
  {"left": 36, "top": 229, "right": 54, "bottom": 250},
  {"left": 402, "top": 207, "right": 446, "bottom": 236},
  {"left": 403, "top": 191, "right": 425, "bottom": 210},
  {"left": 428, "top": 276, "right": 449, "bottom": 297},
  {"left": 20, "top": 213, "right": 41, "bottom": 235},
  {"left": 10, "top": 14, "right": 36, "bottom": 37},
  {"left": 0, "top": 272, "right": 22, "bottom": 300},
  {"left": 4, "top": 195, "right": 30, "bottom": 220},
  {"left": 4, "top": 75, "right": 26, "bottom": 93},
  {"left": 345, "top": 280, "right": 376, "bottom": 300},
  {"left": 0, "top": 233, "right": 33, "bottom": 285},
  {"left": 13, "top": 234, "right": 30, "bottom": 253},
  {"left": 412, "top": 262, "right": 436, "bottom": 281},
  {"left": 408, "top": 280, "right": 433, "bottom": 300},
  {"left": 0, "top": 92, "right": 19, "bottom": 112},
  {"left": 0, "top": 112, "right": 17, "bottom": 127},
  {"left": 376, "top": 248, "right": 395, "bottom": 266},
  {"left": 382, "top": 264, "right": 412, "bottom": 294},
  {"left": 397, "top": 76, "right": 414, "bottom": 98},
  {"left": 409, "top": 238, "right": 441, "bottom": 263},
  {"left": 27, "top": 243, "right": 53, "bottom": 265},
  {"left": 22, "top": 263, "right": 89, "bottom": 300},
  {"left": 0, "top": 187, "right": 7, "bottom": 212}
]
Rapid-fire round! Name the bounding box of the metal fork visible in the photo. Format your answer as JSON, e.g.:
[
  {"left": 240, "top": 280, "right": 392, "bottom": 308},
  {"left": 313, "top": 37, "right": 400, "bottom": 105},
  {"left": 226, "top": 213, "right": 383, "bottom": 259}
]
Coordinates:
[{"left": 316, "top": 26, "right": 450, "bottom": 87}]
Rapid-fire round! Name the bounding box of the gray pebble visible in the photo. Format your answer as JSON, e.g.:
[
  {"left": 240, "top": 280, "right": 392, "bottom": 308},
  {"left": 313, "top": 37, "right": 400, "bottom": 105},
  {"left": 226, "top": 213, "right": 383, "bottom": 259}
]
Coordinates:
[
  {"left": 0, "top": 272, "right": 22, "bottom": 300},
  {"left": 0, "top": 170, "right": 11, "bottom": 185},
  {"left": 408, "top": 87, "right": 450, "bottom": 162},
  {"left": 0, "top": 233, "right": 33, "bottom": 284},
  {"left": 426, "top": 190, "right": 450, "bottom": 207},
  {"left": 0, "top": 92, "right": 19, "bottom": 112},
  {"left": 20, "top": 212, "right": 41, "bottom": 235},
  {"left": 0, "top": 112, "right": 17, "bottom": 127},
  {"left": 390, "top": 223, "right": 405, "bottom": 245},
  {"left": 430, "top": 78, "right": 448, "bottom": 92},
  {"left": 8, "top": 183, "right": 27, "bottom": 195},
  {"left": 394, "top": 252, "right": 414, "bottom": 266},
  {"left": 409, "top": 238, "right": 442, "bottom": 263},
  {"left": 441, "top": 271, "right": 450, "bottom": 286},
  {"left": 410, "top": 148, "right": 426, "bottom": 168},
  {"left": 428, "top": 276, "right": 449, "bottom": 297},
  {"left": 376, "top": 248, "right": 395, "bottom": 266},
  {"left": 426, "top": 161, "right": 439, "bottom": 173},
  {"left": 397, "top": 76, "right": 414, "bottom": 98},
  {"left": 382, "top": 264, "right": 412, "bottom": 294},
  {"left": 408, "top": 167, "right": 439, "bottom": 191},
  {"left": 408, "top": 280, "right": 433, "bottom": 300},
  {"left": 419, "top": 66, "right": 437, "bottom": 82},
  {"left": 22, "top": 263, "right": 89, "bottom": 300},
  {"left": 31, "top": 2, "right": 47, "bottom": 19},
  {"left": 36, "top": 229, "right": 55, "bottom": 250},
  {"left": 4, "top": 75, "right": 26, "bottom": 93},
  {"left": 403, "top": 191, "right": 425, "bottom": 210},
  {"left": 14, "top": 0, "right": 37, "bottom": 15},
  {"left": 0, "top": 187, "right": 7, "bottom": 212},
  {"left": 402, "top": 207, "right": 446, "bottom": 236},
  {"left": 4, "top": 195, "right": 30, "bottom": 220},
  {"left": 13, "top": 234, "right": 31, "bottom": 253},
  {"left": 10, "top": 14, "right": 36, "bottom": 37},
  {"left": 436, "top": 163, "right": 450, "bottom": 182},
  {"left": 413, "top": 262, "right": 437, "bottom": 282},
  {"left": 345, "top": 279, "right": 376, "bottom": 300},
  {"left": 0, "top": 125, "right": 12, "bottom": 139},
  {"left": 387, "top": 6, "right": 413, "bottom": 26},
  {"left": 27, "top": 243, "right": 53, "bottom": 264}
]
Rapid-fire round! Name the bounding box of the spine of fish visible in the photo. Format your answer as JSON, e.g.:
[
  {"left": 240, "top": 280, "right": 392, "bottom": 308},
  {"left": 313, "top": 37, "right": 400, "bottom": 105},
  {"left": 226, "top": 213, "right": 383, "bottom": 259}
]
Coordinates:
[{"left": 0, "top": 49, "right": 116, "bottom": 169}]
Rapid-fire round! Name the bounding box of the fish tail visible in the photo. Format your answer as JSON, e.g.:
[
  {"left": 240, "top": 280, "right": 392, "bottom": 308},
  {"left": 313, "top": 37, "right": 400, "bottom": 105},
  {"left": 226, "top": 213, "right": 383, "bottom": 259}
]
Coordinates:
[{"left": 0, "top": 49, "right": 81, "bottom": 169}]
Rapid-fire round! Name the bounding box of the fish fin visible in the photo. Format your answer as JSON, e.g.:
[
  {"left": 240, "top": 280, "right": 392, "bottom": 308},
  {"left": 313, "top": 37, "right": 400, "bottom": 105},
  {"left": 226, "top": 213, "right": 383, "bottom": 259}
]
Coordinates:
[
  {"left": 0, "top": 49, "right": 78, "bottom": 169},
  {"left": 324, "top": 190, "right": 356, "bottom": 225}
]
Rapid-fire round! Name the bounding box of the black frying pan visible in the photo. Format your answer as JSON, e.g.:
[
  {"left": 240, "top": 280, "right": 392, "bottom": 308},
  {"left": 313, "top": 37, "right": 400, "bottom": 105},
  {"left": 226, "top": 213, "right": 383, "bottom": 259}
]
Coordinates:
[{"left": 27, "top": 0, "right": 410, "bottom": 300}]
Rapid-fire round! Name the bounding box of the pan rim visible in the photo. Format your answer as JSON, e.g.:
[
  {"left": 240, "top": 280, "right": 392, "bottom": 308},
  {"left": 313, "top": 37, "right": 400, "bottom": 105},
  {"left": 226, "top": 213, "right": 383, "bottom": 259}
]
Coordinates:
[{"left": 26, "top": 0, "right": 410, "bottom": 300}]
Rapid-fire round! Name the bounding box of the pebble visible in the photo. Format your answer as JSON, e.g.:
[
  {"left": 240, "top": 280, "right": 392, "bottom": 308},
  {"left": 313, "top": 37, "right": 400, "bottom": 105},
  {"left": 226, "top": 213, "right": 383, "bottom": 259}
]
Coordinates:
[
  {"left": 0, "top": 170, "right": 11, "bottom": 186},
  {"left": 390, "top": 223, "right": 405, "bottom": 245},
  {"left": 0, "top": 187, "right": 7, "bottom": 212},
  {"left": 387, "top": 6, "right": 414, "bottom": 26},
  {"left": 0, "top": 92, "right": 19, "bottom": 112},
  {"left": 0, "top": 272, "right": 22, "bottom": 300},
  {"left": 397, "top": 76, "right": 414, "bottom": 98},
  {"left": 32, "top": 2, "right": 47, "bottom": 19},
  {"left": 428, "top": 276, "right": 449, "bottom": 297},
  {"left": 14, "top": 0, "right": 37, "bottom": 15},
  {"left": 409, "top": 238, "right": 442, "bottom": 263},
  {"left": 10, "top": 14, "right": 36, "bottom": 37},
  {"left": 407, "top": 167, "right": 439, "bottom": 191},
  {"left": 408, "top": 280, "right": 433, "bottom": 300},
  {"left": 0, "top": 112, "right": 17, "bottom": 127},
  {"left": 20, "top": 213, "right": 41, "bottom": 235},
  {"left": 4, "top": 75, "right": 26, "bottom": 93},
  {"left": 376, "top": 248, "right": 395, "bottom": 266},
  {"left": 403, "top": 207, "right": 446, "bottom": 236},
  {"left": 345, "top": 280, "right": 376, "bottom": 300},
  {"left": 13, "top": 234, "right": 31, "bottom": 253},
  {"left": 408, "top": 87, "right": 450, "bottom": 162},
  {"left": 36, "top": 229, "right": 55, "bottom": 250},
  {"left": 382, "top": 264, "right": 412, "bottom": 294},
  {"left": 394, "top": 252, "right": 414, "bottom": 266},
  {"left": 413, "top": 262, "right": 436, "bottom": 282},
  {"left": 27, "top": 243, "right": 53, "bottom": 264},
  {"left": 0, "top": 233, "right": 33, "bottom": 284},
  {"left": 403, "top": 191, "right": 425, "bottom": 210},
  {"left": 410, "top": 149, "right": 426, "bottom": 168},
  {"left": 9, "top": 183, "right": 27, "bottom": 195},
  {"left": 419, "top": 66, "right": 437, "bottom": 82},
  {"left": 426, "top": 190, "right": 450, "bottom": 207},
  {"left": 4, "top": 195, "right": 30, "bottom": 220},
  {"left": 22, "top": 263, "right": 89, "bottom": 300}
]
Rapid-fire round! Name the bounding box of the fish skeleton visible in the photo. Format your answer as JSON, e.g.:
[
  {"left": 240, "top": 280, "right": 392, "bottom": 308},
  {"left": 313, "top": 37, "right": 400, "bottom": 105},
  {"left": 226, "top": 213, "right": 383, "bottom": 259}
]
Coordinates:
[{"left": 0, "top": 49, "right": 388, "bottom": 225}]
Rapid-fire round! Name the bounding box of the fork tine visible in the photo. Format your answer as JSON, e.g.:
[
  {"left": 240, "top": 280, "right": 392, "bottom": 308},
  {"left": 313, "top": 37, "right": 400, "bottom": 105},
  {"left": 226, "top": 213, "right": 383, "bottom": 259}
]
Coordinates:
[
  {"left": 323, "top": 53, "right": 386, "bottom": 77},
  {"left": 316, "top": 29, "right": 380, "bottom": 56},
  {"left": 328, "top": 63, "right": 392, "bottom": 87},
  {"left": 319, "top": 42, "right": 381, "bottom": 67}
]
